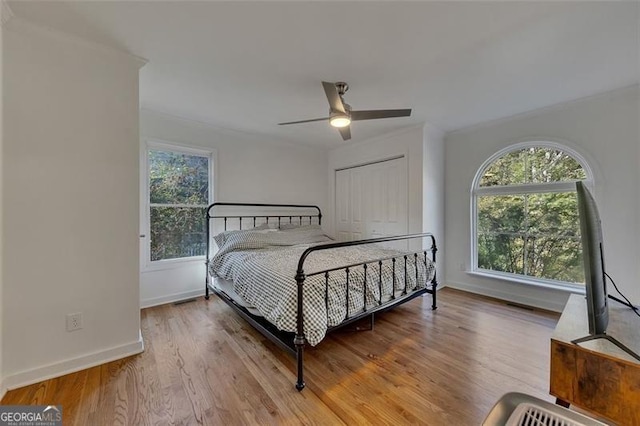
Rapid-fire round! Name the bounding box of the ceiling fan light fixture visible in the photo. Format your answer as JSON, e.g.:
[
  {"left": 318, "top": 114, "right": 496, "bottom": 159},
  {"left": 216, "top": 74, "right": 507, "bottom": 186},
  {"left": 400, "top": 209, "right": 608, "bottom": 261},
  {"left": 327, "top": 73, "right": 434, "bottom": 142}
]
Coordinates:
[
  {"left": 278, "top": 81, "right": 412, "bottom": 142},
  {"left": 330, "top": 115, "right": 351, "bottom": 128}
]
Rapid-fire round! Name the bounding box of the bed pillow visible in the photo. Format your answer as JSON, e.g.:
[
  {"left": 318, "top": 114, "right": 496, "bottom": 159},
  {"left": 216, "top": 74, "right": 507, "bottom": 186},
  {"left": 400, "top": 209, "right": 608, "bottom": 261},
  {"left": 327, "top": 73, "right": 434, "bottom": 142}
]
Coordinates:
[
  {"left": 281, "top": 224, "right": 322, "bottom": 232},
  {"left": 252, "top": 223, "right": 271, "bottom": 230},
  {"left": 213, "top": 231, "right": 231, "bottom": 248},
  {"left": 279, "top": 223, "right": 301, "bottom": 230},
  {"left": 280, "top": 223, "right": 324, "bottom": 231},
  {"left": 213, "top": 227, "right": 279, "bottom": 249},
  {"left": 213, "top": 229, "right": 251, "bottom": 248},
  {"left": 213, "top": 225, "right": 332, "bottom": 257}
]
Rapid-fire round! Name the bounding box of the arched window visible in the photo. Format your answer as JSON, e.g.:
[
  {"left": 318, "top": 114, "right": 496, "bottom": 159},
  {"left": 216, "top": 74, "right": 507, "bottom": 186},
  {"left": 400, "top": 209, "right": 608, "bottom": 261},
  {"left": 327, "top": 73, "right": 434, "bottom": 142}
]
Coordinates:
[{"left": 471, "top": 142, "right": 591, "bottom": 289}]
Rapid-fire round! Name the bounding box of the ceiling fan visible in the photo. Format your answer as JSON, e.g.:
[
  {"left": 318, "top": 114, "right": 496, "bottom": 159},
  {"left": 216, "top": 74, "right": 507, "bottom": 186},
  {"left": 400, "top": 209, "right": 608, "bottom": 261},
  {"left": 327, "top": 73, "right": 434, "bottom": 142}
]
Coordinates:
[{"left": 278, "top": 81, "right": 412, "bottom": 141}]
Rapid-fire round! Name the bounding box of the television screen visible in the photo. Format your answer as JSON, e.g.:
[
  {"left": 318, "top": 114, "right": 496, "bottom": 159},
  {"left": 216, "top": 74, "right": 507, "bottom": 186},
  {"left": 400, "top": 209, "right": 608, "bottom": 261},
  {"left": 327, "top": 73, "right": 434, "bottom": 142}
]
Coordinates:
[
  {"left": 576, "top": 181, "right": 608, "bottom": 335},
  {"left": 574, "top": 182, "right": 640, "bottom": 361}
]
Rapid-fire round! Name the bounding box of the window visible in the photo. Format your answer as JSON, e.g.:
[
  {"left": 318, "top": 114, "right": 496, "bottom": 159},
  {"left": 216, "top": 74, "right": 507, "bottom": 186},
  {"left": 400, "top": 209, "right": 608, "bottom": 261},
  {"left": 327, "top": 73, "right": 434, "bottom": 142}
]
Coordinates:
[
  {"left": 471, "top": 142, "right": 591, "bottom": 289},
  {"left": 145, "top": 142, "right": 213, "bottom": 264}
]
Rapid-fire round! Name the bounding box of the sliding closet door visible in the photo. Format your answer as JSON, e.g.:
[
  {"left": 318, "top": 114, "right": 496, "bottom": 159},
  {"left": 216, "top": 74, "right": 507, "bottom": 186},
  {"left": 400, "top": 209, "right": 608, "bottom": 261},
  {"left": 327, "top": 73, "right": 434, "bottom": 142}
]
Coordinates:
[{"left": 335, "top": 157, "right": 408, "bottom": 243}]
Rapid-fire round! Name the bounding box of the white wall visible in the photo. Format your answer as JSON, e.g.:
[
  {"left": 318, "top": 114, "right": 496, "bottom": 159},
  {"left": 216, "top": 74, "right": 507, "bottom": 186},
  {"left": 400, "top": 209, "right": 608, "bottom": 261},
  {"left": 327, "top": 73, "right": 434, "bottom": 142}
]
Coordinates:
[
  {"left": 2, "top": 19, "right": 144, "bottom": 388},
  {"left": 0, "top": 2, "right": 8, "bottom": 397},
  {"left": 422, "top": 124, "right": 445, "bottom": 284},
  {"left": 139, "top": 109, "right": 328, "bottom": 307},
  {"left": 445, "top": 86, "right": 640, "bottom": 311},
  {"left": 327, "top": 126, "right": 430, "bottom": 251}
]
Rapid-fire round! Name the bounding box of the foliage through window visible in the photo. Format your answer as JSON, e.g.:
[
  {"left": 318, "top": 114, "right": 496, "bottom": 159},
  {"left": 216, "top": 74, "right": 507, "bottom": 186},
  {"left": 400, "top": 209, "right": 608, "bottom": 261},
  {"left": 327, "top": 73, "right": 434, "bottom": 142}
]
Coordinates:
[
  {"left": 474, "top": 145, "right": 588, "bottom": 285},
  {"left": 148, "top": 146, "right": 210, "bottom": 262}
]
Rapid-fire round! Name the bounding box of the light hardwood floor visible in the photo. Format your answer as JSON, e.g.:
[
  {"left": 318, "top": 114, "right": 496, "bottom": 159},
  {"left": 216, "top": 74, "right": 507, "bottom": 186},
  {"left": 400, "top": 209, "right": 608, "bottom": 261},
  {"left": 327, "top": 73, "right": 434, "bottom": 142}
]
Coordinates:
[{"left": 2, "top": 288, "right": 559, "bottom": 425}]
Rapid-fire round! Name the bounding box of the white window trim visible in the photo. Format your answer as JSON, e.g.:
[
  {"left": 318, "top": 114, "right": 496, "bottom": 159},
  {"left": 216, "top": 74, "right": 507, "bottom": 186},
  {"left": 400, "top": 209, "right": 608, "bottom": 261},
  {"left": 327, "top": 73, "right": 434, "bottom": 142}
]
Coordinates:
[
  {"left": 469, "top": 140, "right": 593, "bottom": 291},
  {"left": 467, "top": 270, "right": 587, "bottom": 294},
  {"left": 141, "top": 139, "right": 217, "bottom": 272}
]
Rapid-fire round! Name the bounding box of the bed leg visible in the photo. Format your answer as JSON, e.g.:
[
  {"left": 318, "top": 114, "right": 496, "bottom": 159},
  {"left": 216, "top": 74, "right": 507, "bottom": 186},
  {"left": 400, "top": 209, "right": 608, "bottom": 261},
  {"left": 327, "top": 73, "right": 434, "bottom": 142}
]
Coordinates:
[
  {"left": 205, "top": 258, "right": 211, "bottom": 300},
  {"left": 431, "top": 279, "right": 438, "bottom": 310},
  {"left": 295, "top": 336, "right": 305, "bottom": 391},
  {"left": 295, "top": 270, "right": 306, "bottom": 391}
]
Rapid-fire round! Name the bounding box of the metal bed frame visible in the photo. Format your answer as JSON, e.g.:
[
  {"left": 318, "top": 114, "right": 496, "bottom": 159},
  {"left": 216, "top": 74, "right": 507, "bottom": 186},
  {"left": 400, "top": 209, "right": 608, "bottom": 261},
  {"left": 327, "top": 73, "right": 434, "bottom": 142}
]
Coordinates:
[{"left": 204, "top": 202, "right": 438, "bottom": 390}]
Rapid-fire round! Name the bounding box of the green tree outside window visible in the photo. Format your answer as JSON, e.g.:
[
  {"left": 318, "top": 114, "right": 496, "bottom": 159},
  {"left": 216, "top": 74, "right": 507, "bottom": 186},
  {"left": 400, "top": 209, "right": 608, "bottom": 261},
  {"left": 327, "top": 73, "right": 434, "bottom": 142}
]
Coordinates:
[
  {"left": 475, "top": 146, "right": 587, "bottom": 284},
  {"left": 148, "top": 149, "right": 210, "bottom": 261}
]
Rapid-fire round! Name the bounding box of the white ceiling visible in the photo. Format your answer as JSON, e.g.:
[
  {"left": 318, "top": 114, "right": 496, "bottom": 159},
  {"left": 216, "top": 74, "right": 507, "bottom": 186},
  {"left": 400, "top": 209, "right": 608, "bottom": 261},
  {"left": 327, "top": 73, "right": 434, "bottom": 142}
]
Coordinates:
[{"left": 8, "top": 1, "right": 639, "bottom": 148}]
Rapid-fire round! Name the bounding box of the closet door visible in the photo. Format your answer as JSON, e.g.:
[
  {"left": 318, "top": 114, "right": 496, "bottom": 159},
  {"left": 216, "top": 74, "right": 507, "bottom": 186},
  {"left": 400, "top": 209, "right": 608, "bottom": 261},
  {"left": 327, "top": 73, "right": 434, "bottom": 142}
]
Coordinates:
[
  {"left": 349, "top": 167, "right": 365, "bottom": 240},
  {"left": 367, "top": 158, "right": 407, "bottom": 239},
  {"left": 335, "top": 169, "right": 351, "bottom": 241},
  {"left": 335, "top": 157, "right": 408, "bottom": 243},
  {"left": 335, "top": 167, "right": 366, "bottom": 242}
]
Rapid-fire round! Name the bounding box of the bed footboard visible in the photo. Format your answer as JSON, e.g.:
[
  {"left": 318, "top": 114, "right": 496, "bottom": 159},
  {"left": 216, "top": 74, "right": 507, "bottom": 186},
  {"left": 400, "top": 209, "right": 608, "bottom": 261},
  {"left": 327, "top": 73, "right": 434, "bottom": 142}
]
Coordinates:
[{"left": 293, "top": 233, "right": 437, "bottom": 390}]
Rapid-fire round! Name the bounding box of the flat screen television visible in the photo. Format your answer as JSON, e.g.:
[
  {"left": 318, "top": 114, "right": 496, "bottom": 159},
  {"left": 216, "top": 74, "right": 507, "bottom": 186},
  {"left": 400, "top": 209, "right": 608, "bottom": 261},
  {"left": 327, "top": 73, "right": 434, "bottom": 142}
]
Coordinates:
[{"left": 573, "top": 181, "right": 640, "bottom": 361}]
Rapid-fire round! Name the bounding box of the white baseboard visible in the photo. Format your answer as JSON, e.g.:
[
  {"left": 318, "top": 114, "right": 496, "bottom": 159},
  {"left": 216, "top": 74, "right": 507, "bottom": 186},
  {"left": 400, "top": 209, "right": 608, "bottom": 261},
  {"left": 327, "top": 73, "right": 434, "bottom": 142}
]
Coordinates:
[
  {"left": 446, "top": 280, "right": 566, "bottom": 312},
  {"left": 140, "top": 289, "right": 205, "bottom": 309},
  {"left": 2, "top": 331, "right": 144, "bottom": 392}
]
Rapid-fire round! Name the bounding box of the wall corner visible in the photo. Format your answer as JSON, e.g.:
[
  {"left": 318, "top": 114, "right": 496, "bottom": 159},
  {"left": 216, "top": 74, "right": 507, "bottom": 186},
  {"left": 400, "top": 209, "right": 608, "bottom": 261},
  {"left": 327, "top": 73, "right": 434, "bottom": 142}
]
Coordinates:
[{"left": 422, "top": 121, "right": 446, "bottom": 284}]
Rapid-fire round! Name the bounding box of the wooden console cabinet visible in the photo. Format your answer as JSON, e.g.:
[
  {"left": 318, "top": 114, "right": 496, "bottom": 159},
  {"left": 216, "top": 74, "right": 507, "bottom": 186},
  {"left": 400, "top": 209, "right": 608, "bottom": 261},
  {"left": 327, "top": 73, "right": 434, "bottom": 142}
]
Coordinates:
[{"left": 550, "top": 294, "right": 640, "bottom": 425}]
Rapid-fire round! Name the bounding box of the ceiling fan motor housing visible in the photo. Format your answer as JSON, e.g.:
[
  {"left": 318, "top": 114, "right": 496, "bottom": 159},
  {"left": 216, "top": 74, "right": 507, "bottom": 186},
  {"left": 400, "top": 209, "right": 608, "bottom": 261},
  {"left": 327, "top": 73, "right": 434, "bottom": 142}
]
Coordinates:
[{"left": 335, "top": 82, "right": 349, "bottom": 96}]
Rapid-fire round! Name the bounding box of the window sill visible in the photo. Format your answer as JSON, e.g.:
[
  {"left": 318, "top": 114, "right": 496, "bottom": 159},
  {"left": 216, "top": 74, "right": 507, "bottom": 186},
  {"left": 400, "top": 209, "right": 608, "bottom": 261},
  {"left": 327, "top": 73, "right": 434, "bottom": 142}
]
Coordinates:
[
  {"left": 466, "top": 269, "right": 586, "bottom": 294},
  {"left": 142, "top": 256, "right": 206, "bottom": 273}
]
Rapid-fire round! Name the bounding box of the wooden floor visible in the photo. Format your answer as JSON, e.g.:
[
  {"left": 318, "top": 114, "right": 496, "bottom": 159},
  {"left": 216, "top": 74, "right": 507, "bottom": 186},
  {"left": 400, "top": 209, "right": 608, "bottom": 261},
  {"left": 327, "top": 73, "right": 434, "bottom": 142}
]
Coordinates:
[{"left": 2, "top": 288, "right": 559, "bottom": 425}]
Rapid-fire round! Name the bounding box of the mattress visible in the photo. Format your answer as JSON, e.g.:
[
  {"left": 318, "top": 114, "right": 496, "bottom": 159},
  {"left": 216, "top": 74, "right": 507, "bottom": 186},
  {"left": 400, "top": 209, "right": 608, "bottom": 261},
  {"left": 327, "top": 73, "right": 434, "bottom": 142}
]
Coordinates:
[
  {"left": 209, "top": 225, "right": 435, "bottom": 345},
  {"left": 211, "top": 276, "right": 262, "bottom": 317}
]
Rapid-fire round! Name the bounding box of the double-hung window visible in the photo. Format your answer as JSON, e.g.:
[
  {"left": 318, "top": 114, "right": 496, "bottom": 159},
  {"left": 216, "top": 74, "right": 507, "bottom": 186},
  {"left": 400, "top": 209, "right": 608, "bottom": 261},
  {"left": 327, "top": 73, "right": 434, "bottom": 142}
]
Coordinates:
[
  {"left": 471, "top": 142, "right": 591, "bottom": 290},
  {"left": 145, "top": 142, "right": 213, "bottom": 265}
]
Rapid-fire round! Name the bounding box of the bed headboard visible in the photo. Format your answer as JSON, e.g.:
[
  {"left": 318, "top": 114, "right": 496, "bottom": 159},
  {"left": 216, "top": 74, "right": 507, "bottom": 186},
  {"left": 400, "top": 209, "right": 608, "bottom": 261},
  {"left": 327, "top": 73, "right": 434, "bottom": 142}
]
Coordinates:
[
  {"left": 205, "top": 202, "right": 323, "bottom": 260},
  {"left": 207, "top": 202, "right": 322, "bottom": 231}
]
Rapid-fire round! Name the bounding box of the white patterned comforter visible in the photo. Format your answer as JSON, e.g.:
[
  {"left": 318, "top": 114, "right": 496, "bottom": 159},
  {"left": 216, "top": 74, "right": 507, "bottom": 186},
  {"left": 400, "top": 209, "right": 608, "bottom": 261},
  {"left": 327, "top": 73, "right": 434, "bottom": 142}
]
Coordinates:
[{"left": 209, "top": 226, "right": 435, "bottom": 345}]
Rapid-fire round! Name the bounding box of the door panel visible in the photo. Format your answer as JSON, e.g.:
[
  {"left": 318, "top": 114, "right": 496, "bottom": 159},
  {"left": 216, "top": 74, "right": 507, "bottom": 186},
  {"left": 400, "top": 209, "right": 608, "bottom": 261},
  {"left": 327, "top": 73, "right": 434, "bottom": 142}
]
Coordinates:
[
  {"left": 350, "top": 168, "right": 364, "bottom": 240},
  {"left": 335, "top": 169, "right": 350, "bottom": 242},
  {"left": 388, "top": 163, "right": 400, "bottom": 223},
  {"left": 384, "top": 160, "right": 408, "bottom": 240},
  {"left": 335, "top": 157, "right": 408, "bottom": 246},
  {"left": 370, "top": 165, "right": 386, "bottom": 225}
]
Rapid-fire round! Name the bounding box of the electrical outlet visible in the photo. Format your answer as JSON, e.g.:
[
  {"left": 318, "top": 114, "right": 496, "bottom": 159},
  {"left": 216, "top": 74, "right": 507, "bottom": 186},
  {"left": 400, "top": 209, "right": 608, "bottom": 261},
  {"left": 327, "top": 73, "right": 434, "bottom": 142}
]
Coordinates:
[{"left": 66, "top": 312, "right": 83, "bottom": 332}]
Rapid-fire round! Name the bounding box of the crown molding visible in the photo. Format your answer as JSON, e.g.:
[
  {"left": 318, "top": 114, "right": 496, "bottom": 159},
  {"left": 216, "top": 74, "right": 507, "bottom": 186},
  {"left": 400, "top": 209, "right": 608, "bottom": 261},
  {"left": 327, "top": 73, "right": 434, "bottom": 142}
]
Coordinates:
[
  {"left": 1, "top": 0, "right": 14, "bottom": 27},
  {"left": 4, "top": 14, "right": 147, "bottom": 68}
]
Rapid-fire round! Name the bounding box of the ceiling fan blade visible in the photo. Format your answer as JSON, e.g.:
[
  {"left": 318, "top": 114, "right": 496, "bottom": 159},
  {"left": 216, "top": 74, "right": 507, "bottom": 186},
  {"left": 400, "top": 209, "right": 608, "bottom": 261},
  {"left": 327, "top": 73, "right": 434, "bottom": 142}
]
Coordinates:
[
  {"left": 278, "top": 117, "right": 330, "bottom": 125},
  {"left": 338, "top": 126, "right": 351, "bottom": 141},
  {"left": 322, "top": 81, "right": 345, "bottom": 113},
  {"left": 350, "top": 109, "right": 412, "bottom": 121}
]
